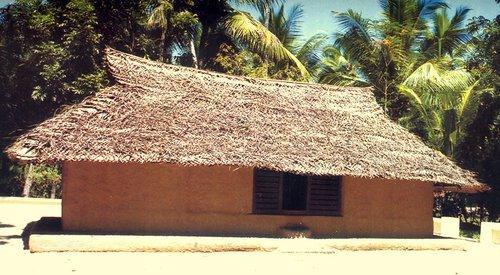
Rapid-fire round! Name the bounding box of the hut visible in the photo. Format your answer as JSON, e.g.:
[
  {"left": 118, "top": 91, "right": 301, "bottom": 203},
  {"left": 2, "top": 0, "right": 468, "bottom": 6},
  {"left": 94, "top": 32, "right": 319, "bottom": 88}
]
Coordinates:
[{"left": 6, "top": 48, "right": 487, "bottom": 238}]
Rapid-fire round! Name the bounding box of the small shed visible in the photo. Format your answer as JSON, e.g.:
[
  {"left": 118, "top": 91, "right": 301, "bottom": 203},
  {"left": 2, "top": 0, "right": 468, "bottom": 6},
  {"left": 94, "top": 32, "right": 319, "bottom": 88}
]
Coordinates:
[{"left": 6, "top": 48, "right": 487, "bottom": 238}]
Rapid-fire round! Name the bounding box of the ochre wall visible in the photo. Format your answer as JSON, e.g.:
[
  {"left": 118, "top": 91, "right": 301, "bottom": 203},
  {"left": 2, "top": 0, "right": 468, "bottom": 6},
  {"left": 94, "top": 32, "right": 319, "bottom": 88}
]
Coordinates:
[{"left": 62, "top": 162, "right": 434, "bottom": 237}]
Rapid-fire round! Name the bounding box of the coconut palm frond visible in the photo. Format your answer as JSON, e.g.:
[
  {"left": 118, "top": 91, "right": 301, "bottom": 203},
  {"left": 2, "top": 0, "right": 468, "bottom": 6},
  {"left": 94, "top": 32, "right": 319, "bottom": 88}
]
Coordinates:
[
  {"left": 457, "top": 80, "right": 479, "bottom": 118},
  {"left": 400, "top": 62, "right": 474, "bottom": 109},
  {"left": 401, "top": 62, "right": 442, "bottom": 91},
  {"left": 425, "top": 6, "right": 472, "bottom": 57},
  {"left": 332, "top": 9, "right": 376, "bottom": 68},
  {"left": 334, "top": 32, "right": 373, "bottom": 65},
  {"left": 259, "top": 3, "right": 304, "bottom": 49},
  {"left": 295, "top": 33, "right": 328, "bottom": 69},
  {"left": 316, "top": 46, "right": 368, "bottom": 86},
  {"left": 380, "top": 0, "right": 413, "bottom": 25},
  {"left": 333, "top": 9, "right": 372, "bottom": 43},
  {"left": 379, "top": 0, "right": 446, "bottom": 26},
  {"left": 449, "top": 6, "right": 471, "bottom": 29},
  {"left": 398, "top": 85, "right": 423, "bottom": 105},
  {"left": 147, "top": 0, "right": 172, "bottom": 28},
  {"left": 317, "top": 66, "right": 366, "bottom": 86},
  {"left": 224, "top": 11, "right": 309, "bottom": 77},
  {"left": 283, "top": 4, "right": 304, "bottom": 43},
  {"left": 441, "top": 69, "right": 473, "bottom": 90},
  {"left": 457, "top": 82, "right": 493, "bottom": 126},
  {"left": 415, "top": 0, "right": 448, "bottom": 21},
  {"left": 445, "top": 6, "right": 472, "bottom": 52},
  {"left": 233, "top": 0, "right": 282, "bottom": 5}
]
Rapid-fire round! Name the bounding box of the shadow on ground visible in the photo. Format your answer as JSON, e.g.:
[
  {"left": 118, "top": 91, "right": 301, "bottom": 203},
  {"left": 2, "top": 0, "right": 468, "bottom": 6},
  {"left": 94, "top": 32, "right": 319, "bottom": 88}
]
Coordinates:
[
  {"left": 0, "top": 221, "right": 36, "bottom": 249},
  {"left": 21, "top": 221, "right": 37, "bottom": 249},
  {"left": 0, "top": 222, "right": 15, "bottom": 228}
]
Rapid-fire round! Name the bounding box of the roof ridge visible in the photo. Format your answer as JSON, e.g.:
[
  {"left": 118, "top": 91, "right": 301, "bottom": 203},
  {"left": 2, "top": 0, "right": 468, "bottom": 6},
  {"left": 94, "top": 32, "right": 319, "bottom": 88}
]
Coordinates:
[{"left": 104, "top": 47, "right": 373, "bottom": 93}]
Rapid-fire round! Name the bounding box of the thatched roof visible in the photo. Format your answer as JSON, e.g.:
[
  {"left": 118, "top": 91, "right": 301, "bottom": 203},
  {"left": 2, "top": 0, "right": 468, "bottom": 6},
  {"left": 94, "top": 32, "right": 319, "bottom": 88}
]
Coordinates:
[{"left": 6, "top": 48, "right": 487, "bottom": 192}]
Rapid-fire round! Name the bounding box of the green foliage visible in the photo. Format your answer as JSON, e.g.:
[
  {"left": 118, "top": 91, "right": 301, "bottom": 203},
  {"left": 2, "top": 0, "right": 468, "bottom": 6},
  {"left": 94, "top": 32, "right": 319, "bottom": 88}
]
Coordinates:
[
  {"left": 326, "top": 1, "right": 499, "bottom": 221},
  {"left": 423, "top": 6, "right": 471, "bottom": 58},
  {"left": 255, "top": 2, "right": 328, "bottom": 77},
  {"left": 454, "top": 15, "right": 500, "bottom": 220},
  {"left": 215, "top": 43, "right": 269, "bottom": 78},
  {"left": 316, "top": 45, "right": 368, "bottom": 86},
  {"left": 224, "top": 11, "right": 309, "bottom": 77},
  {"left": 214, "top": 43, "right": 305, "bottom": 81},
  {"left": 0, "top": 0, "right": 104, "bottom": 197},
  {"left": 146, "top": 0, "right": 199, "bottom": 63},
  {"left": 257, "top": 3, "right": 303, "bottom": 50},
  {"left": 29, "top": 165, "right": 61, "bottom": 185},
  {"left": 328, "top": 8, "right": 412, "bottom": 118},
  {"left": 0, "top": 159, "right": 23, "bottom": 196},
  {"left": 28, "top": 164, "right": 61, "bottom": 198},
  {"left": 397, "top": 62, "right": 490, "bottom": 155}
]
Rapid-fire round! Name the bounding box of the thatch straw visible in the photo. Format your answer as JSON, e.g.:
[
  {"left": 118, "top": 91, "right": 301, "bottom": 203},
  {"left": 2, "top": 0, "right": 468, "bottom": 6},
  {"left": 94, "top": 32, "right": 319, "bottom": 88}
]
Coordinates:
[{"left": 5, "top": 47, "right": 487, "bottom": 192}]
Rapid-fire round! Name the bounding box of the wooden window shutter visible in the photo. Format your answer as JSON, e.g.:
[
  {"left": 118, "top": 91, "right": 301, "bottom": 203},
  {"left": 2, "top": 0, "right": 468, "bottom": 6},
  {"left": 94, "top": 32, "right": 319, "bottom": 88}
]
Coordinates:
[
  {"left": 307, "top": 176, "right": 341, "bottom": 216},
  {"left": 253, "top": 169, "right": 281, "bottom": 214}
]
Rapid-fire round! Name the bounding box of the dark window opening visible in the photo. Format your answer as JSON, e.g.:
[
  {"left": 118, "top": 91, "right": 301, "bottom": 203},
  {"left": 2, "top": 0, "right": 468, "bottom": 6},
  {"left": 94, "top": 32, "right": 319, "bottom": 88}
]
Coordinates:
[
  {"left": 282, "top": 173, "right": 308, "bottom": 210},
  {"left": 253, "top": 169, "right": 341, "bottom": 216}
]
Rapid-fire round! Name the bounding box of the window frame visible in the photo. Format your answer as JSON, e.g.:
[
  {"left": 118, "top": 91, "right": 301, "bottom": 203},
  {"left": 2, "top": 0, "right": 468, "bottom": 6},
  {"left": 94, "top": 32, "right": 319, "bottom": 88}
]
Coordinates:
[{"left": 252, "top": 169, "right": 342, "bottom": 217}]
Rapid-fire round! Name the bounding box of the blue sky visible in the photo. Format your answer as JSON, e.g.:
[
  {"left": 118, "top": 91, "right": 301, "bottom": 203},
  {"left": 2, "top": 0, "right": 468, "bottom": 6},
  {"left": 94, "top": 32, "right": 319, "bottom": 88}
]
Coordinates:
[{"left": 1, "top": 0, "right": 498, "bottom": 39}]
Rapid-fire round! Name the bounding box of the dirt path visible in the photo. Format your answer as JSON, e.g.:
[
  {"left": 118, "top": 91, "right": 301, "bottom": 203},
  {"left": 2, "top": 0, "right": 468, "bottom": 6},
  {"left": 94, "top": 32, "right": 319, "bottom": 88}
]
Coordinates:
[{"left": 0, "top": 198, "right": 498, "bottom": 275}]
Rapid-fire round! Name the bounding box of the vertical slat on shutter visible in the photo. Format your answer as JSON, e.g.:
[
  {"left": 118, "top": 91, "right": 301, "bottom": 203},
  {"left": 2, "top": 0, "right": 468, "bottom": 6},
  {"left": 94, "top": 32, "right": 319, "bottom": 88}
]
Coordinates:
[
  {"left": 307, "top": 176, "right": 341, "bottom": 216},
  {"left": 253, "top": 169, "right": 281, "bottom": 214}
]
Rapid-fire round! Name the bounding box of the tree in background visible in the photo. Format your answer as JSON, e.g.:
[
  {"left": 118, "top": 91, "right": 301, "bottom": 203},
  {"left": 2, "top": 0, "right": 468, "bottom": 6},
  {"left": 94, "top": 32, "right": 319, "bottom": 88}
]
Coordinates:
[
  {"left": 169, "top": 0, "right": 310, "bottom": 77},
  {"left": 0, "top": 0, "right": 105, "bottom": 198},
  {"left": 256, "top": 3, "right": 328, "bottom": 77},
  {"left": 323, "top": 0, "right": 449, "bottom": 119},
  {"left": 316, "top": 45, "right": 368, "bottom": 86},
  {"left": 219, "top": 0, "right": 310, "bottom": 77},
  {"left": 422, "top": 6, "right": 471, "bottom": 58},
  {"left": 215, "top": 1, "right": 327, "bottom": 80},
  {"left": 146, "top": 0, "right": 199, "bottom": 65},
  {"left": 398, "top": 63, "right": 491, "bottom": 157},
  {"left": 454, "top": 15, "right": 500, "bottom": 221}
]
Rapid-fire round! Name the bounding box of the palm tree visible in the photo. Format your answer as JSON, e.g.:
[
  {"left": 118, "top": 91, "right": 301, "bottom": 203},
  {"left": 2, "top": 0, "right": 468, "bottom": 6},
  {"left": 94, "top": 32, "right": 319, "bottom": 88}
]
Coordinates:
[
  {"left": 330, "top": 9, "right": 406, "bottom": 115},
  {"left": 398, "top": 62, "right": 492, "bottom": 155},
  {"left": 193, "top": 0, "right": 310, "bottom": 77},
  {"left": 147, "top": 0, "right": 199, "bottom": 64},
  {"left": 423, "top": 6, "right": 472, "bottom": 58},
  {"left": 295, "top": 33, "right": 329, "bottom": 76},
  {"left": 329, "top": 2, "right": 479, "bottom": 154},
  {"left": 147, "top": 0, "right": 173, "bottom": 62},
  {"left": 379, "top": 0, "right": 448, "bottom": 51},
  {"left": 257, "top": 3, "right": 303, "bottom": 49},
  {"left": 316, "top": 46, "right": 368, "bottom": 86},
  {"left": 324, "top": 0, "right": 452, "bottom": 118},
  {"left": 253, "top": 2, "right": 327, "bottom": 76}
]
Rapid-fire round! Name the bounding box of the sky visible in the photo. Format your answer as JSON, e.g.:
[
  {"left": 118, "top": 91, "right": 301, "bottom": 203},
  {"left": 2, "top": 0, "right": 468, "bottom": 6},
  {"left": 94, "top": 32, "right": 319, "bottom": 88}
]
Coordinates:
[
  {"left": 238, "top": 0, "right": 500, "bottom": 38},
  {"left": 1, "top": 0, "right": 498, "bottom": 39}
]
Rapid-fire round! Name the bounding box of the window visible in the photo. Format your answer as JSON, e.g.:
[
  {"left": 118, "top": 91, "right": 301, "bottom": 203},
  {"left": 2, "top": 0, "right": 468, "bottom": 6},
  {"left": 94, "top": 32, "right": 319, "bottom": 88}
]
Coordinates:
[
  {"left": 282, "top": 173, "right": 308, "bottom": 210},
  {"left": 253, "top": 169, "right": 341, "bottom": 216}
]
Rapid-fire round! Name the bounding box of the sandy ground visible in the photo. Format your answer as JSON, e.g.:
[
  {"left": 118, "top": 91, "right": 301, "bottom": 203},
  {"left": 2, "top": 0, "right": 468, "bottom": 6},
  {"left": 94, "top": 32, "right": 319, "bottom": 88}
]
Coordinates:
[{"left": 1, "top": 198, "right": 499, "bottom": 275}]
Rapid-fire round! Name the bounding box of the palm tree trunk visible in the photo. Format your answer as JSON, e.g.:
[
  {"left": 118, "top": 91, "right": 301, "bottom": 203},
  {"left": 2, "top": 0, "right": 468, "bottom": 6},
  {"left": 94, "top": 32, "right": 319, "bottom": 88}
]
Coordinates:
[
  {"left": 50, "top": 183, "right": 57, "bottom": 199},
  {"left": 198, "top": 24, "right": 210, "bottom": 69},
  {"left": 22, "top": 164, "right": 33, "bottom": 197},
  {"left": 382, "top": 84, "right": 388, "bottom": 113},
  {"left": 190, "top": 38, "right": 198, "bottom": 69},
  {"left": 438, "top": 38, "right": 443, "bottom": 58},
  {"left": 159, "top": 29, "right": 166, "bottom": 62},
  {"left": 129, "top": 17, "right": 135, "bottom": 52}
]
